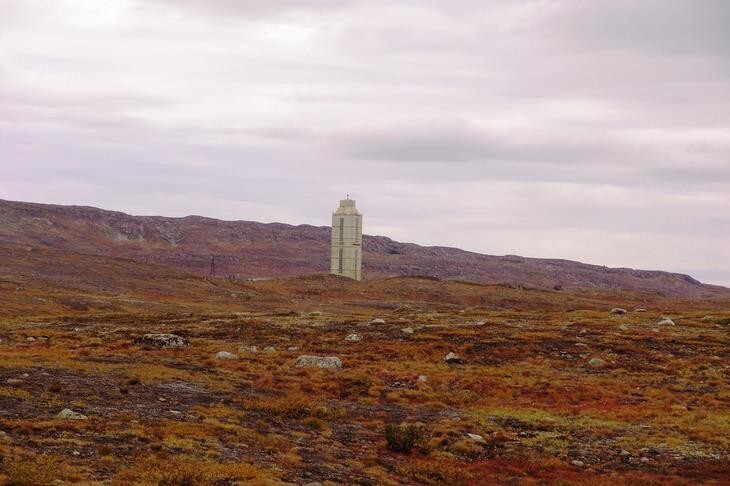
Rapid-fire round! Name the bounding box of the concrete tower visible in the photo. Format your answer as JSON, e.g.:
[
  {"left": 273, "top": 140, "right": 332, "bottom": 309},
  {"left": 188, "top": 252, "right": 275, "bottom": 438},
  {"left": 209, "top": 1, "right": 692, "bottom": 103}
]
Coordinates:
[{"left": 331, "top": 197, "right": 362, "bottom": 280}]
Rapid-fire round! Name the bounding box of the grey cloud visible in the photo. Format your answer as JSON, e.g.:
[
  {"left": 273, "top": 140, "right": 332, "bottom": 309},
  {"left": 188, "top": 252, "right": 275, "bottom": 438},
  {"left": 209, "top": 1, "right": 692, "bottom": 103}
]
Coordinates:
[{"left": 0, "top": 0, "right": 728, "bottom": 285}]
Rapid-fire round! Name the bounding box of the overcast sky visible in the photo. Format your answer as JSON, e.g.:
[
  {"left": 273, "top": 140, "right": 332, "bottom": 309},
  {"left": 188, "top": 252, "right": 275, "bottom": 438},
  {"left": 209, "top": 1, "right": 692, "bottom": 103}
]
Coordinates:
[{"left": 1, "top": 1, "right": 729, "bottom": 285}]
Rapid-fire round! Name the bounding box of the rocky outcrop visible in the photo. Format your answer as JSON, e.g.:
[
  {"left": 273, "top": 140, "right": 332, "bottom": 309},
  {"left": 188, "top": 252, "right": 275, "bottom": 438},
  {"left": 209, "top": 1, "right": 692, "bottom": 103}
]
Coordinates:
[
  {"left": 135, "top": 333, "right": 188, "bottom": 349},
  {"left": 294, "top": 355, "right": 342, "bottom": 369}
]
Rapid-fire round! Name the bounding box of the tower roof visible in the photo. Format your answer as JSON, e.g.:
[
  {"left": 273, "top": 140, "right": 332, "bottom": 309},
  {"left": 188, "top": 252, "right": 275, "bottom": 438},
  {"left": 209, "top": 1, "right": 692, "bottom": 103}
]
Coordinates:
[{"left": 333, "top": 197, "right": 361, "bottom": 216}]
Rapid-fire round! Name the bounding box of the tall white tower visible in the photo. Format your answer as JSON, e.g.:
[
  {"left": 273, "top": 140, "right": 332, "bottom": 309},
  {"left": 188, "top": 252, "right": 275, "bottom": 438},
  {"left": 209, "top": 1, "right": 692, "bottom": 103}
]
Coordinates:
[{"left": 331, "top": 197, "right": 362, "bottom": 280}]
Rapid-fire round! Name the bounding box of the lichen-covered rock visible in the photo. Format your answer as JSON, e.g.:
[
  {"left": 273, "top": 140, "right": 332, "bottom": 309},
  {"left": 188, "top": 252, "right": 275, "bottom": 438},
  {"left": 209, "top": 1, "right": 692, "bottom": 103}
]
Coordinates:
[
  {"left": 294, "top": 355, "right": 342, "bottom": 369},
  {"left": 588, "top": 358, "right": 606, "bottom": 368},
  {"left": 215, "top": 351, "right": 238, "bottom": 360},
  {"left": 135, "top": 333, "right": 188, "bottom": 349},
  {"left": 57, "top": 408, "right": 87, "bottom": 420}
]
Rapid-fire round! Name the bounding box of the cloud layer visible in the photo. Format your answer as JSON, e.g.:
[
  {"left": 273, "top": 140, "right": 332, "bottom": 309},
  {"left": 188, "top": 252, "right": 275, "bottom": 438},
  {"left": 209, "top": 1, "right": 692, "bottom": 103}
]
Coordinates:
[{"left": 1, "top": 0, "right": 728, "bottom": 285}]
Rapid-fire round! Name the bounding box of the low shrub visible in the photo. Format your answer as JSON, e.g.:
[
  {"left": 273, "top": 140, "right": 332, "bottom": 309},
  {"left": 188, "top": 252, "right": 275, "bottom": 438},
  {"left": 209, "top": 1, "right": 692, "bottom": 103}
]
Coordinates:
[{"left": 384, "top": 423, "right": 424, "bottom": 453}]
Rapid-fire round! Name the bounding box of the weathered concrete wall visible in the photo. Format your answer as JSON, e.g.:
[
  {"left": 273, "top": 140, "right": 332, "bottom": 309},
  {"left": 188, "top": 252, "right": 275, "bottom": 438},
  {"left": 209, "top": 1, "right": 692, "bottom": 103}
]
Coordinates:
[{"left": 331, "top": 198, "right": 362, "bottom": 280}]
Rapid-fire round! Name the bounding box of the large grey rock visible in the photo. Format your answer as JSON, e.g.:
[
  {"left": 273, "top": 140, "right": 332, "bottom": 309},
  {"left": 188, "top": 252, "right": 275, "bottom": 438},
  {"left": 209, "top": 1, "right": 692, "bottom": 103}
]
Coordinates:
[
  {"left": 294, "top": 355, "right": 342, "bottom": 369},
  {"left": 136, "top": 333, "right": 188, "bottom": 349},
  {"left": 57, "top": 408, "right": 87, "bottom": 420},
  {"left": 215, "top": 351, "right": 238, "bottom": 360}
]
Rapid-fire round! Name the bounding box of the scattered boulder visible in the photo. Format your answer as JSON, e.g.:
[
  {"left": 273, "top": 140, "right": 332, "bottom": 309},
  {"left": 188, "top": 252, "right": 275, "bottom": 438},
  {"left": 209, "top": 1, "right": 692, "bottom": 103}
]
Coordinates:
[
  {"left": 345, "top": 334, "right": 362, "bottom": 342},
  {"left": 417, "top": 375, "right": 428, "bottom": 383},
  {"left": 444, "top": 352, "right": 464, "bottom": 364},
  {"left": 287, "top": 346, "right": 300, "bottom": 351},
  {"left": 633, "top": 308, "right": 647, "bottom": 312},
  {"left": 657, "top": 318, "right": 675, "bottom": 326},
  {"left": 239, "top": 345, "right": 258, "bottom": 353},
  {"left": 401, "top": 327, "right": 414, "bottom": 334},
  {"left": 5, "top": 378, "right": 23, "bottom": 386},
  {"left": 610, "top": 308, "right": 627, "bottom": 315},
  {"left": 26, "top": 336, "right": 36, "bottom": 342},
  {"left": 571, "top": 459, "right": 585, "bottom": 468},
  {"left": 588, "top": 358, "right": 606, "bottom": 368},
  {"left": 370, "top": 318, "right": 386, "bottom": 325},
  {"left": 295, "top": 355, "right": 342, "bottom": 369},
  {"left": 215, "top": 351, "right": 238, "bottom": 360},
  {"left": 618, "top": 324, "right": 630, "bottom": 331},
  {"left": 264, "top": 346, "right": 276, "bottom": 353},
  {"left": 135, "top": 333, "right": 188, "bottom": 349},
  {"left": 57, "top": 408, "right": 87, "bottom": 420},
  {"left": 467, "top": 433, "right": 486, "bottom": 443}
]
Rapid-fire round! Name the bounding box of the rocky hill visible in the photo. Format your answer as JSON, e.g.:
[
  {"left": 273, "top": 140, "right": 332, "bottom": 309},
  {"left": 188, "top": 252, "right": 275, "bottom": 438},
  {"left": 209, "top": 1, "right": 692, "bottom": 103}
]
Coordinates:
[{"left": 1, "top": 198, "right": 726, "bottom": 298}]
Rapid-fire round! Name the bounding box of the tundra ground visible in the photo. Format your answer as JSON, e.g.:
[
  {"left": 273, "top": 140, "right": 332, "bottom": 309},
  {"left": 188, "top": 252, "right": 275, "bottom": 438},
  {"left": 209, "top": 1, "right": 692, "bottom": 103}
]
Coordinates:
[{"left": 0, "top": 275, "right": 728, "bottom": 484}]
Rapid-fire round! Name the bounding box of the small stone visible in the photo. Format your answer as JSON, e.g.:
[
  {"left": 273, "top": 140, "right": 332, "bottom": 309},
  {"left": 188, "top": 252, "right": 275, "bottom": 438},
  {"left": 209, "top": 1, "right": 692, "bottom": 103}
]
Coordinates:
[
  {"left": 444, "top": 352, "right": 464, "bottom": 364},
  {"left": 26, "top": 336, "right": 36, "bottom": 342},
  {"left": 57, "top": 408, "right": 87, "bottom": 420},
  {"left": 633, "top": 308, "right": 647, "bottom": 312},
  {"left": 467, "top": 433, "right": 485, "bottom": 443},
  {"left": 401, "top": 327, "right": 414, "bottom": 334},
  {"left": 370, "top": 318, "right": 385, "bottom": 325},
  {"left": 640, "top": 457, "right": 650, "bottom": 463},
  {"left": 618, "top": 324, "right": 629, "bottom": 331},
  {"left": 5, "top": 378, "right": 23, "bottom": 386},
  {"left": 0, "top": 431, "right": 11, "bottom": 442},
  {"left": 588, "top": 358, "right": 606, "bottom": 368},
  {"left": 20, "top": 373, "right": 29, "bottom": 378},
  {"left": 417, "top": 375, "right": 428, "bottom": 383},
  {"left": 345, "top": 334, "right": 362, "bottom": 342},
  {"left": 287, "top": 346, "right": 300, "bottom": 351},
  {"left": 610, "top": 308, "right": 627, "bottom": 315},
  {"left": 475, "top": 320, "right": 487, "bottom": 326},
  {"left": 295, "top": 355, "right": 342, "bottom": 369},
  {"left": 264, "top": 346, "right": 276, "bottom": 353},
  {"left": 657, "top": 318, "right": 675, "bottom": 326},
  {"left": 238, "top": 345, "right": 258, "bottom": 353},
  {"left": 571, "top": 459, "right": 585, "bottom": 467},
  {"left": 215, "top": 351, "right": 238, "bottom": 360},
  {"left": 72, "top": 450, "right": 80, "bottom": 456},
  {"left": 619, "top": 449, "right": 631, "bottom": 457}
]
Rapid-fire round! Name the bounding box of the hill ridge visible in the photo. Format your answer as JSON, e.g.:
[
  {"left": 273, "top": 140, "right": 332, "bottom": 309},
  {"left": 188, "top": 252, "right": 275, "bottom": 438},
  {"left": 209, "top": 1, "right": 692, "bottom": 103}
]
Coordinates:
[{"left": 0, "top": 198, "right": 725, "bottom": 298}]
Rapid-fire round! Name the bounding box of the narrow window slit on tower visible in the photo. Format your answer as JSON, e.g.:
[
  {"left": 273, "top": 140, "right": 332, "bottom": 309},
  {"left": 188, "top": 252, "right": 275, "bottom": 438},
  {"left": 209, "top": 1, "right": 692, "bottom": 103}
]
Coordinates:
[
  {"left": 338, "top": 248, "right": 344, "bottom": 273},
  {"left": 339, "top": 217, "right": 344, "bottom": 242}
]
